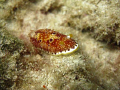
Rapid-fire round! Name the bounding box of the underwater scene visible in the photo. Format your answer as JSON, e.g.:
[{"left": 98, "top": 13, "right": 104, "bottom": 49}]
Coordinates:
[{"left": 0, "top": 0, "right": 120, "bottom": 90}]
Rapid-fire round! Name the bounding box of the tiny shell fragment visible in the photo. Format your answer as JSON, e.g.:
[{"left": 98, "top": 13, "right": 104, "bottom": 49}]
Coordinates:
[{"left": 29, "top": 29, "right": 78, "bottom": 55}]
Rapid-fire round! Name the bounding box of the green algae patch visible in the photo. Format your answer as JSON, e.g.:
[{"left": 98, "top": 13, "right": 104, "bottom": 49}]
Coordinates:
[
  {"left": 0, "top": 29, "right": 24, "bottom": 53},
  {"left": 0, "top": 29, "right": 25, "bottom": 89}
]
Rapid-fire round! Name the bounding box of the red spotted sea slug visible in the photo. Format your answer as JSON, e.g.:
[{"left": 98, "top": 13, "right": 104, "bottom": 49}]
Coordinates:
[{"left": 29, "top": 29, "right": 78, "bottom": 55}]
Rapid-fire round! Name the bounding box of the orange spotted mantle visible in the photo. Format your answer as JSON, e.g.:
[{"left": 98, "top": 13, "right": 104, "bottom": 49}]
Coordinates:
[{"left": 29, "top": 29, "right": 78, "bottom": 55}]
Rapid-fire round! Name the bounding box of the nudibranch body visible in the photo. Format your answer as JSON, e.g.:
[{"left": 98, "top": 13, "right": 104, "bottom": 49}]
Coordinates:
[{"left": 29, "top": 29, "right": 78, "bottom": 55}]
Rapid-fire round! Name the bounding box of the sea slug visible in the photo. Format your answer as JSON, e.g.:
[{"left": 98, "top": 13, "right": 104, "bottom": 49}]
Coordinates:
[{"left": 29, "top": 29, "right": 78, "bottom": 55}]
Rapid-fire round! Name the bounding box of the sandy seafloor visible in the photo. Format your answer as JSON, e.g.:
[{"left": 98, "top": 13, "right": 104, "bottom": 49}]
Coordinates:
[{"left": 0, "top": 0, "right": 120, "bottom": 90}]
